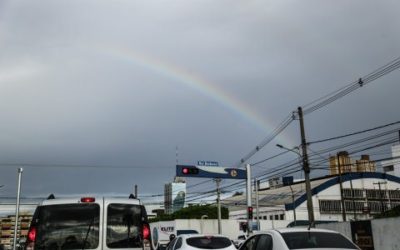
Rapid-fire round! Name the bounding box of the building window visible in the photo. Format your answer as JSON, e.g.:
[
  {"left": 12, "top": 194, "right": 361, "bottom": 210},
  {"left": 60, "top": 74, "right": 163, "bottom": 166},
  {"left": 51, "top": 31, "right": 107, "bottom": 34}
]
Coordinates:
[
  {"left": 366, "top": 189, "right": 387, "bottom": 199},
  {"left": 389, "top": 190, "right": 400, "bottom": 200},
  {"left": 280, "top": 214, "right": 284, "bottom": 220},
  {"left": 343, "top": 188, "right": 363, "bottom": 198},
  {"left": 269, "top": 215, "right": 273, "bottom": 220},
  {"left": 383, "top": 165, "right": 394, "bottom": 172},
  {"left": 274, "top": 215, "right": 279, "bottom": 220},
  {"left": 319, "top": 200, "right": 342, "bottom": 213},
  {"left": 263, "top": 216, "right": 267, "bottom": 220}
]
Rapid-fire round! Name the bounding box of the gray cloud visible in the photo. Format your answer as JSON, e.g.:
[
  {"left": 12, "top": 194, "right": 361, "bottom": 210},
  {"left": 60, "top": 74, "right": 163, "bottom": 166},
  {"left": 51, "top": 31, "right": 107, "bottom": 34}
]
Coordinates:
[{"left": 0, "top": 0, "right": 399, "bottom": 199}]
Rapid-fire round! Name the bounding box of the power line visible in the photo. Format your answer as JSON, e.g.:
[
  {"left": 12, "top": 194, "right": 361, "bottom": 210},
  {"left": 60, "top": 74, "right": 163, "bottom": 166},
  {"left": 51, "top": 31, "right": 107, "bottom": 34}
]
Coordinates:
[
  {"left": 235, "top": 57, "right": 400, "bottom": 173},
  {"left": 302, "top": 57, "right": 400, "bottom": 115},
  {"left": 308, "top": 120, "right": 400, "bottom": 145}
]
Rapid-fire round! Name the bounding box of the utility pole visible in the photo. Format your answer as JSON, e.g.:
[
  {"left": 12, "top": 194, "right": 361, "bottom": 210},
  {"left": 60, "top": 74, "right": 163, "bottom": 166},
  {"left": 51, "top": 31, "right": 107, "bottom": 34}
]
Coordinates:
[
  {"left": 349, "top": 174, "right": 357, "bottom": 220},
  {"left": 297, "top": 107, "right": 315, "bottom": 226},
  {"left": 215, "top": 178, "right": 222, "bottom": 234},
  {"left": 13, "top": 168, "right": 23, "bottom": 250},
  {"left": 255, "top": 179, "right": 260, "bottom": 230},
  {"left": 337, "top": 153, "right": 346, "bottom": 221},
  {"left": 134, "top": 185, "right": 138, "bottom": 198},
  {"left": 374, "top": 181, "right": 387, "bottom": 214},
  {"left": 289, "top": 185, "right": 297, "bottom": 226},
  {"left": 246, "top": 164, "right": 253, "bottom": 234}
]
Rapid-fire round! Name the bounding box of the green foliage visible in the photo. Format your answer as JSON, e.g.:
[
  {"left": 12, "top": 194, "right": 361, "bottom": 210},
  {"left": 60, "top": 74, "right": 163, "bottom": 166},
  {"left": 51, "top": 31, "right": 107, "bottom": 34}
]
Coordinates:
[
  {"left": 374, "top": 205, "right": 400, "bottom": 219},
  {"left": 149, "top": 205, "right": 229, "bottom": 223}
]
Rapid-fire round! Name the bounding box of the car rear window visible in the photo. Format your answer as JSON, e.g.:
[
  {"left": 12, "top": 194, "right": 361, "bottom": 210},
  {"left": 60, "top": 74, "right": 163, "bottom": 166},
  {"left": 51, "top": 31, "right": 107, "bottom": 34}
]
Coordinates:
[
  {"left": 186, "top": 236, "right": 232, "bottom": 249},
  {"left": 281, "top": 232, "right": 358, "bottom": 249},
  {"left": 34, "top": 203, "right": 100, "bottom": 250},
  {"left": 177, "top": 230, "right": 199, "bottom": 235},
  {"left": 106, "top": 203, "right": 143, "bottom": 248}
]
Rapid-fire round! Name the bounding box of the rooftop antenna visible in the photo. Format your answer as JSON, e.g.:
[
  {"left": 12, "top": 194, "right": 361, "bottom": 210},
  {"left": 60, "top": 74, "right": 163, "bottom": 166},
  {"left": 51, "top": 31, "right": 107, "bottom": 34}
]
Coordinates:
[{"left": 176, "top": 146, "right": 179, "bottom": 165}]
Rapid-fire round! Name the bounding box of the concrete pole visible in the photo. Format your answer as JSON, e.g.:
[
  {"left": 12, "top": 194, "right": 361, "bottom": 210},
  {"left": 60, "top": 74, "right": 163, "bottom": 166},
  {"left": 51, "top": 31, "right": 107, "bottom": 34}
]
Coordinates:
[
  {"left": 255, "top": 179, "right": 260, "bottom": 230},
  {"left": 337, "top": 154, "right": 347, "bottom": 222},
  {"left": 134, "top": 185, "right": 138, "bottom": 198},
  {"left": 349, "top": 174, "right": 357, "bottom": 220},
  {"left": 215, "top": 178, "right": 222, "bottom": 234},
  {"left": 289, "top": 185, "right": 297, "bottom": 226},
  {"left": 246, "top": 164, "right": 252, "bottom": 234},
  {"left": 13, "top": 168, "right": 23, "bottom": 250},
  {"left": 298, "top": 107, "right": 315, "bottom": 226}
]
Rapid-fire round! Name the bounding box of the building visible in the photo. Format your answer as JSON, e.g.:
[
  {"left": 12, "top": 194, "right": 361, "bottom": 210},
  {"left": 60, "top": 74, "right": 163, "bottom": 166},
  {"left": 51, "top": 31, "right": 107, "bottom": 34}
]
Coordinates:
[
  {"left": 0, "top": 213, "right": 33, "bottom": 250},
  {"left": 329, "top": 151, "right": 376, "bottom": 175},
  {"left": 164, "top": 177, "right": 186, "bottom": 214},
  {"left": 222, "top": 172, "right": 400, "bottom": 224},
  {"left": 382, "top": 144, "right": 400, "bottom": 177}
]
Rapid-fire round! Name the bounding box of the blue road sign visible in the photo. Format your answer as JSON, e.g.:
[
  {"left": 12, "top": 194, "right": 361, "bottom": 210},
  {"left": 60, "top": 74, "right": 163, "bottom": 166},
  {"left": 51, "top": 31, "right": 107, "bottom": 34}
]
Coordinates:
[
  {"left": 197, "top": 161, "right": 219, "bottom": 167},
  {"left": 176, "top": 165, "right": 246, "bottom": 179}
]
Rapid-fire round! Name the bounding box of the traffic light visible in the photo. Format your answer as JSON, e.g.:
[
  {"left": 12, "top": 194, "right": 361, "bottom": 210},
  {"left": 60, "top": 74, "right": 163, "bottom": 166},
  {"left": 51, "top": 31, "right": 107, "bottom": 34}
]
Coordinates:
[
  {"left": 247, "top": 207, "right": 253, "bottom": 220},
  {"left": 181, "top": 166, "right": 199, "bottom": 175}
]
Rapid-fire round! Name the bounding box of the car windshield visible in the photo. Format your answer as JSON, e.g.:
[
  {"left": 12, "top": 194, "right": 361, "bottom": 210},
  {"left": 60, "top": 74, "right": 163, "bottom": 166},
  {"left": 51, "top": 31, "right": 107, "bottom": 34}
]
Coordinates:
[
  {"left": 281, "top": 232, "right": 358, "bottom": 249},
  {"left": 186, "top": 236, "right": 232, "bottom": 249},
  {"left": 106, "top": 203, "right": 143, "bottom": 248},
  {"left": 34, "top": 203, "right": 100, "bottom": 250}
]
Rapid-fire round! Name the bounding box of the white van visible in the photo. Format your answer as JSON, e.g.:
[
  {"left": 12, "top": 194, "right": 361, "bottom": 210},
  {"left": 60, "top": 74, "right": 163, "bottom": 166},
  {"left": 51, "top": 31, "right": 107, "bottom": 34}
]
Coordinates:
[{"left": 25, "top": 195, "right": 151, "bottom": 250}]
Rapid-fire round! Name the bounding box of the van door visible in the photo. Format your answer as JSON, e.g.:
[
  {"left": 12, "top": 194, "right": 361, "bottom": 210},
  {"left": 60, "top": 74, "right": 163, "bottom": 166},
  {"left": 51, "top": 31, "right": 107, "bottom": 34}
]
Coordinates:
[
  {"left": 103, "top": 199, "right": 144, "bottom": 250},
  {"left": 31, "top": 201, "right": 102, "bottom": 250}
]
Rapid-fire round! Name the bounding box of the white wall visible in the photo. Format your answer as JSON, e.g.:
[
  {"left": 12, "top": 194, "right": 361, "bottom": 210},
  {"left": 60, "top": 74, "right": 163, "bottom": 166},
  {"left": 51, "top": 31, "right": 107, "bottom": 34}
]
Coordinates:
[
  {"left": 171, "top": 219, "right": 290, "bottom": 240},
  {"left": 315, "top": 221, "right": 352, "bottom": 239},
  {"left": 371, "top": 217, "right": 400, "bottom": 250},
  {"left": 316, "top": 217, "right": 400, "bottom": 250}
]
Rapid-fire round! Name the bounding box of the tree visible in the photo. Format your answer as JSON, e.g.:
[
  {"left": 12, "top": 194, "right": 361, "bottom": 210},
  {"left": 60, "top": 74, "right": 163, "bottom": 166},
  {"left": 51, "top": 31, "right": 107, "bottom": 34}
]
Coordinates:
[{"left": 149, "top": 204, "right": 229, "bottom": 222}]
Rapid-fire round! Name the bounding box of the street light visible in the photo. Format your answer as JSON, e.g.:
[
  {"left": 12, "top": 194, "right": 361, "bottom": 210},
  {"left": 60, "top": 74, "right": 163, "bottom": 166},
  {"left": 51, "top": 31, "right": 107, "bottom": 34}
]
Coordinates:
[
  {"left": 276, "top": 144, "right": 315, "bottom": 226},
  {"left": 276, "top": 144, "right": 301, "bottom": 157}
]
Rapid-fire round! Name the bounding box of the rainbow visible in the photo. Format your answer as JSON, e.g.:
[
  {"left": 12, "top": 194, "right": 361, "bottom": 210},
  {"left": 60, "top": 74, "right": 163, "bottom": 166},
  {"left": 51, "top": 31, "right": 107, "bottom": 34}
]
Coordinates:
[{"left": 91, "top": 45, "right": 295, "bottom": 146}]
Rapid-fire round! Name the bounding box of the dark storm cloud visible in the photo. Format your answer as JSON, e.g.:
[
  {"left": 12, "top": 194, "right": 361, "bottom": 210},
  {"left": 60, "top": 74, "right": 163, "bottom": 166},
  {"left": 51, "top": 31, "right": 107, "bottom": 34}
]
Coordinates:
[{"left": 0, "top": 0, "right": 399, "bottom": 198}]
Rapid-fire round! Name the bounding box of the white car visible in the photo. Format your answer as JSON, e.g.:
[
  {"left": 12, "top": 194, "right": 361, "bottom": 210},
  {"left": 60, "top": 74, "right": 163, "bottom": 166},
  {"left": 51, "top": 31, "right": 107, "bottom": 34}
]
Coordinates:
[
  {"left": 238, "top": 228, "right": 360, "bottom": 250},
  {"left": 233, "top": 234, "right": 247, "bottom": 248},
  {"left": 167, "top": 234, "right": 237, "bottom": 250}
]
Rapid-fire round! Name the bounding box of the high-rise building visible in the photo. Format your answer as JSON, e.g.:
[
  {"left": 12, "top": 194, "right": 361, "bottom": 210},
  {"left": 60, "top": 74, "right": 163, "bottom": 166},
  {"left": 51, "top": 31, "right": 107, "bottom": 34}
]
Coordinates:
[{"left": 164, "top": 177, "right": 186, "bottom": 215}]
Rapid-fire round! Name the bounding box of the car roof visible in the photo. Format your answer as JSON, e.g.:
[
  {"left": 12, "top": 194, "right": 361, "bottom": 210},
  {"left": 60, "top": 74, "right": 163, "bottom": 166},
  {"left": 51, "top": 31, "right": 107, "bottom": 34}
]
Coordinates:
[
  {"left": 40, "top": 196, "right": 142, "bottom": 206},
  {"left": 272, "top": 228, "right": 341, "bottom": 234},
  {"left": 179, "top": 234, "right": 229, "bottom": 239}
]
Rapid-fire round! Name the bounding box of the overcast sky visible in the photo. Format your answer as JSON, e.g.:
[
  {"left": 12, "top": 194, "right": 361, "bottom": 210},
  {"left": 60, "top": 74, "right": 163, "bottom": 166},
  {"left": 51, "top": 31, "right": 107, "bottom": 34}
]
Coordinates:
[{"left": 0, "top": 0, "right": 399, "bottom": 201}]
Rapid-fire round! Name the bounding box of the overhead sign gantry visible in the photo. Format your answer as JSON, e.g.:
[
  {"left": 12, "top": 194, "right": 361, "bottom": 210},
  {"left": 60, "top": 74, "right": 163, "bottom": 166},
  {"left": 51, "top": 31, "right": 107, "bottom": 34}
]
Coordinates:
[
  {"left": 176, "top": 165, "right": 247, "bottom": 179},
  {"left": 176, "top": 164, "right": 253, "bottom": 234}
]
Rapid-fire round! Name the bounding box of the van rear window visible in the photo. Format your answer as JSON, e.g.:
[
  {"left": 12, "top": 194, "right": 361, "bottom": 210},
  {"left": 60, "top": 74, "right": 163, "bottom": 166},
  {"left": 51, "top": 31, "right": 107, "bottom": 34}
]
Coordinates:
[
  {"left": 186, "top": 236, "right": 232, "bottom": 249},
  {"left": 106, "top": 203, "right": 143, "bottom": 248},
  {"left": 35, "top": 203, "right": 100, "bottom": 250}
]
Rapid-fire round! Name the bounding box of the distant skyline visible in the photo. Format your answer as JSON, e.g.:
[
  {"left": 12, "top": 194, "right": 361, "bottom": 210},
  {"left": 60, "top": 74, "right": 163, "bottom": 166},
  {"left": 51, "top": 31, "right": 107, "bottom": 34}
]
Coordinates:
[{"left": 0, "top": 0, "right": 399, "bottom": 202}]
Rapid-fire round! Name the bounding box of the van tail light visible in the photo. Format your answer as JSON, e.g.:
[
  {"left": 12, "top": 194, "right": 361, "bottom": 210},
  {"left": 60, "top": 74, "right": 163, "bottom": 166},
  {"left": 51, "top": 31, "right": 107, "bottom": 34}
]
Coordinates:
[
  {"left": 81, "top": 197, "right": 95, "bottom": 203},
  {"left": 142, "top": 223, "right": 150, "bottom": 240},
  {"left": 27, "top": 226, "right": 36, "bottom": 242},
  {"left": 26, "top": 226, "right": 37, "bottom": 250},
  {"left": 142, "top": 223, "right": 151, "bottom": 250}
]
